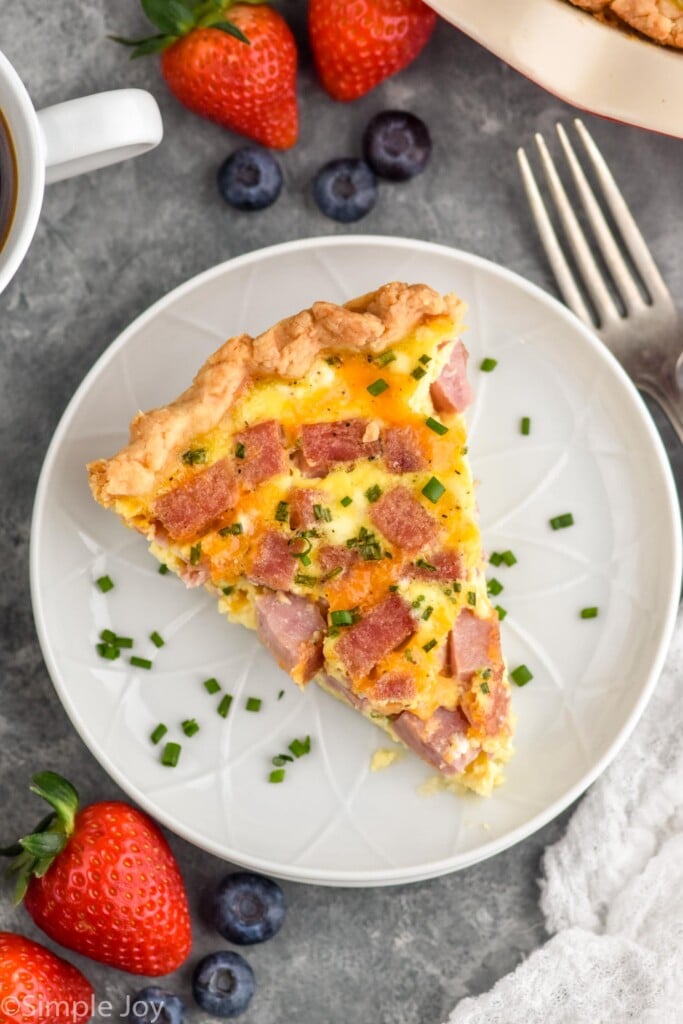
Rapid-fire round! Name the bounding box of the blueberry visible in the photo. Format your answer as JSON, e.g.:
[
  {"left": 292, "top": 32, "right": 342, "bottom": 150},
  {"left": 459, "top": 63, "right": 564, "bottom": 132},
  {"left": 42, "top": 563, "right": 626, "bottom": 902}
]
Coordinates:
[
  {"left": 217, "top": 147, "right": 283, "bottom": 211},
  {"left": 128, "top": 988, "right": 185, "bottom": 1024},
  {"left": 362, "top": 110, "right": 432, "bottom": 182},
  {"left": 212, "top": 871, "right": 286, "bottom": 945},
  {"left": 313, "top": 159, "right": 378, "bottom": 223},
  {"left": 192, "top": 951, "right": 255, "bottom": 1018}
]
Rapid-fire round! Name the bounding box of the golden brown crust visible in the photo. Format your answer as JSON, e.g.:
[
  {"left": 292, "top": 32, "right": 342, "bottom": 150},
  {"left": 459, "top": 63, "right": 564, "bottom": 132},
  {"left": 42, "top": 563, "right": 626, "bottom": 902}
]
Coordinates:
[
  {"left": 88, "top": 283, "right": 464, "bottom": 503},
  {"left": 568, "top": 0, "right": 683, "bottom": 46}
]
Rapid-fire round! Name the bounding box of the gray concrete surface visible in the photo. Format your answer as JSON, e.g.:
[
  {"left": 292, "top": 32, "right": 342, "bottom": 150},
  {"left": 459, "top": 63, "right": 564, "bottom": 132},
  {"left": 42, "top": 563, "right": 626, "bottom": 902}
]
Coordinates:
[{"left": 1, "top": 2, "right": 681, "bottom": 1021}]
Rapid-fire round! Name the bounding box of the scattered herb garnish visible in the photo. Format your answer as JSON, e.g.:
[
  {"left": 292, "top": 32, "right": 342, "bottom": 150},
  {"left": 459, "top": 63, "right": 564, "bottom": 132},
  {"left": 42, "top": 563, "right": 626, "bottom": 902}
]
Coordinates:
[
  {"left": 330, "top": 609, "right": 358, "bottom": 627},
  {"left": 550, "top": 513, "right": 574, "bottom": 530},
  {"left": 246, "top": 697, "right": 262, "bottom": 712},
  {"left": 97, "top": 644, "right": 119, "bottom": 660},
  {"left": 182, "top": 447, "right": 207, "bottom": 465},
  {"left": 294, "top": 573, "right": 318, "bottom": 586},
  {"left": 422, "top": 605, "right": 433, "bottom": 621},
  {"left": 220, "top": 523, "right": 243, "bottom": 536},
  {"left": 580, "top": 607, "right": 599, "bottom": 619},
  {"left": 480, "top": 357, "right": 498, "bottom": 372},
  {"left": 150, "top": 724, "right": 167, "bottom": 745},
  {"left": 511, "top": 664, "right": 533, "bottom": 687},
  {"left": 269, "top": 769, "right": 286, "bottom": 784},
  {"left": 222, "top": 585, "right": 235, "bottom": 596},
  {"left": 411, "top": 366, "right": 427, "bottom": 381},
  {"left": 275, "top": 501, "right": 289, "bottom": 523},
  {"left": 375, "top": 350, "right": 396, "bottom": 368},
  {"left": 217, "top": 694, "right": 233, "bottom": 717},
  {"left": 272, "top": 754, "right": 294, "bottom": 767},
  {"left": 419, "top": 354, "right": 431, "bottom": 365},
  {"left": 288, "top": 736, "right": 311, "bottom": 758},
  {"left": 313, "top": 504, "right": 332, "bottom": 522},
  {"left": 487, "top": 578, "right": 503, "bottom": 596},
  {"left": 415, "top": 558, "right": 436, "bottom": 572},
  {"left": 234, "top": 442, "right": 246, "bottom": 459},
  {"left": 161, "top": 742, "right": 181, "bottom": 768},
  {"left": 189, "top": 543, "right": 201, "bottom": 565},
  {"left": 422, "top": 477, "right": 445, "bottom": 504},
  {"left": 96, "top": 575, "right": 114, "bottom": 593},
  {"left": 422, "top": 639, "right": 437, "bottom": 653},
  {"left": 277, "top": 689, "right": 285, "bottom": 700},
  {"left": 365, "top": 484, "right": 382, "bottom": 503},
  {"left": 150, "top": 631, "right": 165, "bottom": 648},
  {"left": 340, "top": 496, "right": 352, "bottom": 507},
  {"left": 501, "top": 550, "right": 517, "bottom": 566},
  {"left": 404, "top": 649, "right": 416, "bottom": 664},
  {"left": 367, "top": 378, "right": 389, "bottom": 397},
  {"left": 521, "top": 416, "right": 531, "bottom": 436},
  {"left": 130, "top": 656, "right": 152, "bottom": 670},
  {"left": 158, "top": 564, "right": 169, "bottom": 575},
  {"left": 425, "top": 416, "right": 448, "bottom": 436},
  {"left": 495, "top": 605, "right": 507, "bottom": 621},
  {"left": 204, "top": 677, "right": 221, "bottom": 695},
  {"left": 480, "top": 681, "right": 490, "bottom": 694},
  {"left": 467, "top": 591, "right": 477, "bottom": 607},
  {"left": 489, "top": 552, "right": 503, "bottom": 567},
  {"left": 182, "top": 719, "right": 200, "bottom": 738}
]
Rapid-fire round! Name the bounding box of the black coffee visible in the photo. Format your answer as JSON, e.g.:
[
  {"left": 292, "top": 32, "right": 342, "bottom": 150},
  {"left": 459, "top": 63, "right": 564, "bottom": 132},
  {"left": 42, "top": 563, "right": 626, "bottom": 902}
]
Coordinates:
[{"left": 0, "top": 109, "right": 17, "bottom": 252}]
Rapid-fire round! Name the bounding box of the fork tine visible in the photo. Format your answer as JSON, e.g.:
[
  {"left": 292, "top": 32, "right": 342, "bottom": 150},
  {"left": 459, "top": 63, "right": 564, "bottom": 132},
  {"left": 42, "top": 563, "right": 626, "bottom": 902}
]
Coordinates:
[
  {"left": 574, "top": 119, "right": 672, "bottom": 304},
  {"left": 534, "top": 133, "right": 620, "bottom": 328},
  {"left": 517, "top": 147, "right": 593, "bottom": 327},
  {"left": 556, "top": 124, "right": 645, "bottom": 315}
]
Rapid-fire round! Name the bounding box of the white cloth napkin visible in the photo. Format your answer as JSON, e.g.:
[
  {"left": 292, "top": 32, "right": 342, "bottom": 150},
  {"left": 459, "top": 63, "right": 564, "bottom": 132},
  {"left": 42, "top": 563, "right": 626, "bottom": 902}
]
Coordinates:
[{"left": 448, "top": 610, "right": 683, "bottom": 1024}]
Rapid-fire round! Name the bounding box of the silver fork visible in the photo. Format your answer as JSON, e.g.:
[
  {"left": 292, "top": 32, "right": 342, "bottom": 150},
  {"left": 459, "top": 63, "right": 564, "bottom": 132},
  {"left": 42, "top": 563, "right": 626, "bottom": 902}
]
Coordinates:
[{"left": 517, "top": 119, "right": 683, "bottom": 444}]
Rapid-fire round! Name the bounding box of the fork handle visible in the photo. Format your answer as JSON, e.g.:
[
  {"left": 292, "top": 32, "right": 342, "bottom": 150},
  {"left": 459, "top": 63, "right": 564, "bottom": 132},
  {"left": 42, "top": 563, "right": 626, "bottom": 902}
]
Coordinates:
[{"left": 644, "top": 383, "right": 683, "bottom": 446}]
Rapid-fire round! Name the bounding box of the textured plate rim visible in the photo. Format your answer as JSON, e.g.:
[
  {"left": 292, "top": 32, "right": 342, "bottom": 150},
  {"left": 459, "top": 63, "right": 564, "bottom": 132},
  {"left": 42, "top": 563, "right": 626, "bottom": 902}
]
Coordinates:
[{"left": 30, "top": 235, "right": 682, "bottom": 886}]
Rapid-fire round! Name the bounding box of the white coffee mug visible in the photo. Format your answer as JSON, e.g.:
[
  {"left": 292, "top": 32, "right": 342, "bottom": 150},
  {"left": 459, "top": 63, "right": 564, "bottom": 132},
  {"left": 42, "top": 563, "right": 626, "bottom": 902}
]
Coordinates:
[{"left": 0, "top": 48, "right": 163, "bottom": 295}]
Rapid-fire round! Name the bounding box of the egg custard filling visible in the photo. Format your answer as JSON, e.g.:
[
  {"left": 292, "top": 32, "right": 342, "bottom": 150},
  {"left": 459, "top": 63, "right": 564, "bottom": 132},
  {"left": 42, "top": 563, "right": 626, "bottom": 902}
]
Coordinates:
[{"left": 88, "top": 282, "right": 513, "bottom": 795}]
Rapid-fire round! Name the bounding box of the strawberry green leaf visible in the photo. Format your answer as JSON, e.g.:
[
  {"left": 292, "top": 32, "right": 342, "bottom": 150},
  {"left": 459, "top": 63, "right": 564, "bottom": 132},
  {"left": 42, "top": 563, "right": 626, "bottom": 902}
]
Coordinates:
[
  {"left": 130, "top": 35, "right": 178, "bottom": 57},
  {"left": 30, "top": 772, "right": 78, "bottom": 835},
  {"left": 142, "top": 0, "right": 194, "bottom": 34},
  {"left": 213, "top": 20, "right": 250, "bottom": 44},
  {"left": 20, "top": 833, "right": 66, "bottom": 859}
]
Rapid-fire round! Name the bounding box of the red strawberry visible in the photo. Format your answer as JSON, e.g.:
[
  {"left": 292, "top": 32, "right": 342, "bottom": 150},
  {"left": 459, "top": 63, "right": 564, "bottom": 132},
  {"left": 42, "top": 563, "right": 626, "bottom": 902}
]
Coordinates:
[
  {"left": 0, "top": 932, "right": 93, "bottom": 1024},
  {"left": 113, "top": 0, "right": 298, "bottom": 149},
  {"left": 309, "top": 0, "right": 437, "bottom": 102},
  {"left": 3, "top": 773, "right": 191, "bottom": 976}
]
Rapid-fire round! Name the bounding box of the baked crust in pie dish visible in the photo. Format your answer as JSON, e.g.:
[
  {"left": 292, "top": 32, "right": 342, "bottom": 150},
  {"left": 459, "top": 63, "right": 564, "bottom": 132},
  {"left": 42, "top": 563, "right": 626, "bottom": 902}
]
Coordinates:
[
  {"left": 88, "top": 282, "right": 513, "bottom": 796},
  {"left": 568, "top": 0, "right": 682, "bottom": 48}
]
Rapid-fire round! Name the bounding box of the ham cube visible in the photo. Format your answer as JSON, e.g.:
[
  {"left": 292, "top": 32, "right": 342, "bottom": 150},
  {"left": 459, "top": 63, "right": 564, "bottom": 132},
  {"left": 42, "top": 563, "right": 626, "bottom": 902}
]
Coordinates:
[
  {"left": 153, "top": 459, "right": 236, "bottom": 541},
  {"left": 300, "top": 419, "right": 381, "bottom": 475},
  {"left": 234, "top": 420, "right": 287, "bottom": 488},
  {"left": 430, "top": 340, "right": 472, "bottom": 414},
  {"left": 289, "top": 488, "right": 324, "bottom": 530},
  {"left": 382, "top": 426, "right": 427, "bottom": 474},
  {"left": 248, "top": 531, "right": 295, "bottom": 590},
  {"left": 405, "top": 549, "right": 463, "bottom": 583},
  {"left": 370, "top": 486, "right": 437, "bottom": 552},
  {"left": 256, "top": 593, "right": 325, "bottom": 684},
  {"left": 335, "top": 593, "right": 415, "bottom": 680},
  {"left": 392, "top": 706, "right": 480, "bottom": 775}
]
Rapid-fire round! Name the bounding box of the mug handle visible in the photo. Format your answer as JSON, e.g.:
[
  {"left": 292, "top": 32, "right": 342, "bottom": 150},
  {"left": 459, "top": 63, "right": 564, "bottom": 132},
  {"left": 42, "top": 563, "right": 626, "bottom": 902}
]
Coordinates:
[{"left": 36, "top": 89, "right": 163, "bottom": 185}]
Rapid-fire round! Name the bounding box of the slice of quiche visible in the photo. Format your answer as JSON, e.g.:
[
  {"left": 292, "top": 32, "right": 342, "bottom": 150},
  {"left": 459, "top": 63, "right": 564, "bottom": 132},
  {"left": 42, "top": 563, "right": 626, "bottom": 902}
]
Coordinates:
[{"left": 88, "top": 282, "right": 513, "bottom": 795}]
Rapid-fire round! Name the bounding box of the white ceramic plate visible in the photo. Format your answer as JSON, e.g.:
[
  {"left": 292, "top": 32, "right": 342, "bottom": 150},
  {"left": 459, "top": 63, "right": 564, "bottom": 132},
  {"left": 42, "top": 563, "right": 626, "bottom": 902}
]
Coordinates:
[
  {"left": 31, "top": 237, "right": 681, "bottom": 886},
  {"left": 426, "top": 0, "right": 683, "bottom": 139}
]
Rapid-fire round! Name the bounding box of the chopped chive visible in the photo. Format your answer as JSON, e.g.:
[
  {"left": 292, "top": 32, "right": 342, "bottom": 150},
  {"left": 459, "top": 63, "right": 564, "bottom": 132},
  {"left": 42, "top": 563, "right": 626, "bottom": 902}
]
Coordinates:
[
  {"left": 489, "top": 552, "right": 503, "bottom": 567},
  {"left": 501, "top": 550, "right": 517, "bottom": 566},
  {"left": 467, "top": 591, "right": 477, "bottom": 607},
  {"left": 246, "top": 697, "right": 262, "bottom": 712},
  {"left": 277, "top": 689, "right": 285, "bottom": 700},
  {"left": 550, "top": 513, "right": 575, "bottom": 530},
  {"left": 330, "top": 610, "right": 355, "bottom": 627},
  {"left": 416, "top": 558, "right": 436, "bottom": 572},
  {"left": 411, "top": 366, "right": 427, "bottom": 380},
  {"left": 580, "top": 606, "right": 599, "bottom": 619},
  {"left": 288, "top": 736, "right": 311, "bottom": 758},
  {"left": 453, "top": 581, "right": 462, "bottom": 592},
  {"left": 182, "top": 718, "right": 200, "bottom": 738},
  {"left": 294, "top": 573, "right": 317, "bottom": 586},
  {"left": 204, "top": 677, "right": 221, "bottom": 695},
  {"left": 150, "top": 631, "right": 165, "bottom": 648},
  {"left": 96, "top": 575, "right": 114, "bottom": 593},
  {"left": 422, "top": 605, "right": 433, "bottom": 621},
  {"left": 480, "top": 357, "right": 498, "bottom": 372},
  {"left": 235, "top": 442, "right": 246, "bottom": 459},
  {"left": 269, "top": 769, "right": 286, "bottom": 783},
  {"left": 365, "top": 484, "right": 382, "bottom": 504},
  {"left": 495, "top": 605, "right": 507, "bottom": 621},
  {"left": 272, "top": 753, "right": 294, "bottom": 767},
  {"left": 340, "top": 496, "right": 352, "bottom": 507},
  {"left": 158, "top": 563, "right": 169, "bottom": 575},
  {"left": 220, "top": 523, "right": 243, "bottom": 536},
  {"left": 299, "top": 553, "right": 312, "bottom": 567},
  {"left": 389, "top": 584, "right": 399, "bottom": 592},
  {"left": 217, "top": 694, "right": 233, "bottom": 717},
  {"left": 404, "top": 649, "right": 416, "bottom": 664},
  {"left": 461, "top": 445, "right": 468, "bottom": 455},
  {"left": 419, "top": 354, "right": 431, "bottom": 365},
  {"left": 222, "top": 585, "right": 235, "bottom": 596},
  {"left": 422, "top": 639, "right": 437, "bottom": 653},
  {"left": 367, "top": 378, "right": 389, "bottom": 397},
  {"left": 98, "top": 644, "right": 120, "bottom": 661},
  {"left": 325, "top": 354, "right": 342, "bottom": 367},
  {"left": 480, "top": 681, "right": 490, "bottom": 694},
  {"left": 425, "top": 416, "right": 448, "bottom": 436},
  {"left": 411, "top": 595, "right": 425, "bottom": 607},
  {"left": 114, "top": 636, "right": 133, "bottom": 649},
  {"left": 100, "top": 629, "right": 117, "bottom": 643},
  {"left": 375, "top": 350, "right": 396, "bottom": 368},
  {"left": 322, "top": 566, "right": 344, "bottom": 582},
  {"left": 275, "top": 501, "right": 289, "bottom": 523},
  {"left": 422, "top": 477, "right": 445, "bottom": 504},
  {"left": 487, "top": 578, "right": 503, "bottom": 596},
  {"left": 161, "top": 742, "right": 181, "bottom": 767},
  {"left": 182, "top": 447, "right": 207, "bottom": 465},
  {"left": 511, "top": 664, "right": 533, "bottom": 686},
  {"left": 481, "top": 668, "right": 492, "bottom": 680},
  {"left": 189, "top": 543, "right": 201, "bottom": 566},
  {"left": 130, "top": 656, "right": 152, "bottom": 670},
  {"left": 150, "top": 723, "right": 168, "bottom": 745},
  {"left": 313, "top": 504, "right": 332, "bottom": 522},
  {"left": 521, "top": 416, "right": 531, "bottom": 436}
]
